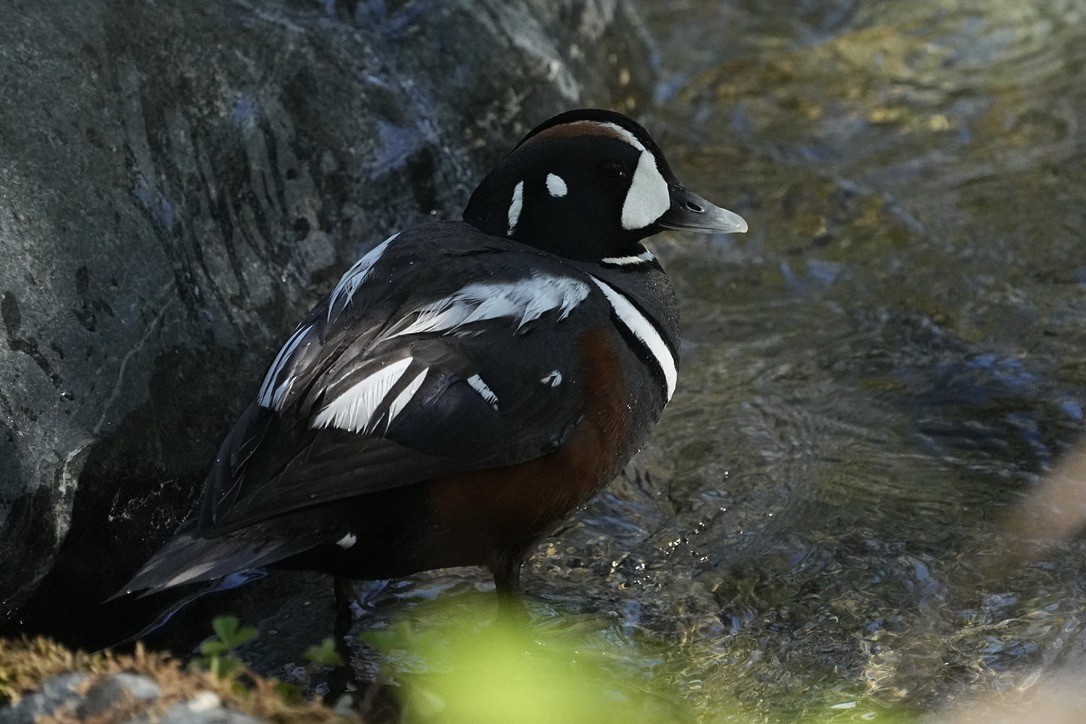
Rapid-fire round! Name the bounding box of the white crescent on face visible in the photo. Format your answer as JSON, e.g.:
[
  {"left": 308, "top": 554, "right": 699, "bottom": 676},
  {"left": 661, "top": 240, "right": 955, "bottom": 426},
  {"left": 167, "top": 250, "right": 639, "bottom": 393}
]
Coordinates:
[{"left": 597, "top": 122, "right": 671, "bottom": 231}]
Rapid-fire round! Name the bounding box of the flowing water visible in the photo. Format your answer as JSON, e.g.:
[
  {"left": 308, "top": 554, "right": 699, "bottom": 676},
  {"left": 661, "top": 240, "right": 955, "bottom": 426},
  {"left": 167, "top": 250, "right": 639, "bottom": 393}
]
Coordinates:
[
  {"left": 587, "top": 0, "right": 1086, "bottom": 716},
  {"left": 145, "top": 2, "right": 1086, "bottom": 719}
]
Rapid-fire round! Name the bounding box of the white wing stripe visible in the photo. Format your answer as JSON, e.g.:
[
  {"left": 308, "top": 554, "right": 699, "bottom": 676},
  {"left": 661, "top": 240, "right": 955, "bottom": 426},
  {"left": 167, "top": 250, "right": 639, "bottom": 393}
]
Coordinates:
[
  {"left": 590, "top": 277, "right": 677, "bottom": 401},
  {"left": 389, "top": 275, "right": 590, "bottom": 339},
  {"left": 312, "top": 357, "right": 413, "bottom": 433},
  {"left": 466, "top": 374, "right": 499, "bottom": 408},
  {"left": 386, "top": 369, "right": 428, "bottom": 428},
  {"left": 257, "top": 324, "right": 312, "bottom": 408},
  {"left": 327, "top": 232, "right": 399, "bottom": 322}
]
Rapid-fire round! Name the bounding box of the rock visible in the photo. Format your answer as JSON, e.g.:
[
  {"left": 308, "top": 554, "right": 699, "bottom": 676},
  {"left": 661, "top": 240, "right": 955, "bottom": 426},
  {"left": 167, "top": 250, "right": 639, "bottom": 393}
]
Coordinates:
[
  {"left": 0, "top": 673, "right": 89, "bottom": 723},
  {"left": 159, "top": 692, "right": 264, "bottom": 724},
  {"left": 76, "top": 672, "right": 162, "bottom": 718},
  {"left": 0, "top": 0, "right": 650, "bottom": 644}
]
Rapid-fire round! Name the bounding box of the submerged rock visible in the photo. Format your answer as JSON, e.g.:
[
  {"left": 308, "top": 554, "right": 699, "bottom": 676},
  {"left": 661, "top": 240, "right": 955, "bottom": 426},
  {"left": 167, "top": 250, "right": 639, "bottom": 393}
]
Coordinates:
[{"left": 0, "top": 0, "right": 649, "bottom": 644}]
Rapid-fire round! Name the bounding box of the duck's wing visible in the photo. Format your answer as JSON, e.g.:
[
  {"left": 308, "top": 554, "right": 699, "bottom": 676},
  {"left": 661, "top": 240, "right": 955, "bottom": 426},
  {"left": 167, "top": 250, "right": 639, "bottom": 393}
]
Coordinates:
[{"left": 197, "top": 223, "right": 607, "bottom": 533}]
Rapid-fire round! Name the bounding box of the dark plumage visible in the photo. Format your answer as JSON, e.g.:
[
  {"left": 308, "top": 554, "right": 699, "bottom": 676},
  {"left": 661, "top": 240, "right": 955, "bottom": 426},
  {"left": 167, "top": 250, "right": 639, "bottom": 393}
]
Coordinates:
[{"left": 120, "top": 109, "right": 747, "bottom": 610}]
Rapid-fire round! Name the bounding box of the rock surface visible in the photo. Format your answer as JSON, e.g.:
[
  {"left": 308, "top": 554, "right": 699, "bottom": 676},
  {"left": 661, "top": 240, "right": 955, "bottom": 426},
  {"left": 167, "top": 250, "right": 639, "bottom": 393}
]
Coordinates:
[
  {"left": 159, "top": 691, "right": 264, "bottom": 724},
  {"left": 0, "top": 673, "right": 89, "bottom": 723},
  {"left": 0, "top": 672, "right": 272, "bottom": 723},
  {"left": 77, "top": 672, "right": 162, "bottom": 719},
  {"left": 0, "top": 0, "right": 649, "bottom": 643}
]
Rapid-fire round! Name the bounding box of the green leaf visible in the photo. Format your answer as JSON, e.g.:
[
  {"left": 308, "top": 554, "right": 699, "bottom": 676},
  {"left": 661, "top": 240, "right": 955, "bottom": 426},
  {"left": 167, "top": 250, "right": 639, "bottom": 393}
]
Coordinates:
[
  {"left": 212, "top": 615, "right": 241, "bottom": 641},
  {"left": 211, "top": 615, "right": 257, "bottom": 649},
  {"left": 199, "top": 640, "right": 229, "bottom": 657},
  {"left": 304, "top": 638, "right": 344, "bottom": 667}
]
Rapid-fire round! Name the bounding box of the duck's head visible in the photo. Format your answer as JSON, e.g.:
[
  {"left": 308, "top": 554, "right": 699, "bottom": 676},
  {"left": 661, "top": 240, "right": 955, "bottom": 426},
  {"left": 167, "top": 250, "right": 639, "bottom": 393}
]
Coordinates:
[{"left": 463, "top": 108, "right": 747, "bottom": 262}]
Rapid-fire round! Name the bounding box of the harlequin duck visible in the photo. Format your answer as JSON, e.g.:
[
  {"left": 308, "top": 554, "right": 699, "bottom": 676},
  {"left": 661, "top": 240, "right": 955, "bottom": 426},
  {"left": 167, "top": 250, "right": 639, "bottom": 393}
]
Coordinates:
[{"left": 119, "top": 109, "right": 747, "bottom": 611}]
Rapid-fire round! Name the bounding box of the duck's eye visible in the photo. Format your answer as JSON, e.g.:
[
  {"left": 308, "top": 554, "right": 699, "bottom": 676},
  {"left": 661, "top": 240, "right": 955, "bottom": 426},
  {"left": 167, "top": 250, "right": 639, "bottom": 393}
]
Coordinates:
[{"left": 600, "top": 160, "right": 627, "bottom": 179}]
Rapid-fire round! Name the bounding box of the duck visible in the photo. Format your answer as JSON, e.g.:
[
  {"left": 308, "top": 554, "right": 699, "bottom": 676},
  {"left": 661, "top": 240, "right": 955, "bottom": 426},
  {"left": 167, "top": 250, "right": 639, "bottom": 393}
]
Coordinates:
[{"left": 119, "top": 108, "right": 747, "bottom": 617}]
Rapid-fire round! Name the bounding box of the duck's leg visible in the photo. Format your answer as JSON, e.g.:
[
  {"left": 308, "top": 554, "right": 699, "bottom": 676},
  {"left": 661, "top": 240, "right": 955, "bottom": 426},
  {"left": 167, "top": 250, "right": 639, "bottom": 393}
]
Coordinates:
[
  {"left": 324, "top": 576, "right": 359, "bottom": 704},
  {"left": 490, "top": 550, "right": 530, "bottom": 622},
  {"left": 333, "top": 576, "right": 355, "bottom": 655}
]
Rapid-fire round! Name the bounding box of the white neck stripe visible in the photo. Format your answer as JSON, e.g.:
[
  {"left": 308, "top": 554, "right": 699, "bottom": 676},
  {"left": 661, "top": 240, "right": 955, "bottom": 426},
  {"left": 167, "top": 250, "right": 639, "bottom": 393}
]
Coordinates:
[
  {"left": 601, "top": 249, "right": 655, "bottom": 266},
  {"left": 590, "top": 276, "right": 677, "bottom": 401}
]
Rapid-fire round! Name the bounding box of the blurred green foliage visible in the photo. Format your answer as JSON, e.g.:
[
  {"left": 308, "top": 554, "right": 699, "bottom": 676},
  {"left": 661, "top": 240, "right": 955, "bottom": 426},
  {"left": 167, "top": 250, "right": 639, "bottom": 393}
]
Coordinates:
[{"left": 358, "top": 595, "right": 911, "bottom": 723}]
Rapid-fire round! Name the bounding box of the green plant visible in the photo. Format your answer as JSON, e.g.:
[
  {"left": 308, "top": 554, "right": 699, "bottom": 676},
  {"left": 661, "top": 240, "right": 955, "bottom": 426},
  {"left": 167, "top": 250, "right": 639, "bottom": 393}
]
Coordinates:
[
  {"left": 303, "top": 637, "right": 344, "bottom": 668},
  {"left": 194, "top": 616, "right": 258, "bottom": 680}
]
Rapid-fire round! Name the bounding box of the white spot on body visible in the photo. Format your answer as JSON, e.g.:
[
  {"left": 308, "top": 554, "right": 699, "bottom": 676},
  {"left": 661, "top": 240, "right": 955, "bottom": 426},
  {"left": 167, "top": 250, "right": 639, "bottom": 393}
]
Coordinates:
[
  {"left": 327, "top": 232, "right": 399, "bottom": 322},
  {"left": 590, "top": 276, "right": 677, "bottom": 401},
  {"left": 312, "top": 357, "right": 413, "bottom": 433},
  {"left": 507, "top": 181, "right": 524, "bottom": 235},
  {"left": 258, "top": 324, "right": 313, "bottom": 409},
  {"left": 541, "top": 370, "right": 563, "bottom": 387},
  {"left": 388, "top": 274, "right": 590, "bottom": 339},
  {"left": 466, "top": 374, "right": 499, "bottom": 408},
  {"left": 337, "top": 533, "right": 357, "bottom": 549},
  {"left": 546, "top": 173, "right": 568, "bottom": 197},
  {"left": 601, "top": 249, "right": 655, "bottom": 266}
]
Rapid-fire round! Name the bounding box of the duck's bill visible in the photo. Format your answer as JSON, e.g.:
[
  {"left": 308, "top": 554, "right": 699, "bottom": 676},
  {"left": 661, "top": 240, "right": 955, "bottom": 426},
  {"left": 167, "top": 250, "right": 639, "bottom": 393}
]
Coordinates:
[{"left": 657, "top": 185, "right": 748, "bottom": 234}]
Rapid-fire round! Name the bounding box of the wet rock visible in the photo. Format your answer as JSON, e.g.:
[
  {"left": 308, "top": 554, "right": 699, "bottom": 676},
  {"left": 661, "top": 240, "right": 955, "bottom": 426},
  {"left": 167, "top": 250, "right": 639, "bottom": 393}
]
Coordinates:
[
  {"left": 0, "top": 0, "right": 650, "bottom": 644},
  {"left": 77, "top": 672, "right": 162, "bottom": 718},
  {"left": 0, "top": 672, "right": 89, "bottom": 723}
]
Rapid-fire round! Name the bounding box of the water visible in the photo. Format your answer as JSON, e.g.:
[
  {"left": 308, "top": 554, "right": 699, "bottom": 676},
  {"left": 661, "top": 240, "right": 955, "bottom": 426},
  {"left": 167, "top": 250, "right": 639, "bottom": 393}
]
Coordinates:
[
  {"left": 129, "top": 2, "right": 1086, "bottom": 719},
  {"left": 580, "top": 0, "right": 1086, "bottom": 716}
]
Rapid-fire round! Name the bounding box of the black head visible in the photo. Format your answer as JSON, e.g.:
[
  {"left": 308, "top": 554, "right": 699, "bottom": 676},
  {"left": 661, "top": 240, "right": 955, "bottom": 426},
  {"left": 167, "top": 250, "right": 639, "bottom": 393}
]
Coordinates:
[{"left": 463, "top": 109, "right": 746, "bottom": 262}]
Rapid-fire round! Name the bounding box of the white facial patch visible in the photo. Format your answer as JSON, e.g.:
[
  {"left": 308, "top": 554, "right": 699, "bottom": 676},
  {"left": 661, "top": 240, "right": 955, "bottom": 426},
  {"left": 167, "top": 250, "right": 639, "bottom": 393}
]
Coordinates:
[
  {"left": 590, "top": 276, "right": 677, "bottom": 401},
  {"left": 258, "top": 324, "right": 313, "bottom": 409},
  {"left": 466, "top": 374, "right": 499, "bottom": 409},
  {"left": 507, "top": 181, "right": 524, "bottom": 235},
  {"left": 621, "top": 150, "right": 671, "bottom": 230},
  {"left": 546, "top": 173, "right": 568, "bottom": 197},
  {"left": 587, "top": 121, "right": 671, "bottom": 231},
  {"left": 312, "top": 357, "right": 414, "bottom": 433},
  {"left": 327, "top": 232, "right": 399, "bottom": 322},
  {"left": 387, "top": 274, "right": 590, "bottom": 339}
]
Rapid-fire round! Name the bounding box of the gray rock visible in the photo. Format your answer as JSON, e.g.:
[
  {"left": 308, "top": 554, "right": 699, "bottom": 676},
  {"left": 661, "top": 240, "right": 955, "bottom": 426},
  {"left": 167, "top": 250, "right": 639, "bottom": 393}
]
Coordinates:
[
  {"left": 159, "top": 692, "right": 264, "bottom": 724},
  {"left": 76, "top": 672, "right": 162, "bottom": 718},
  {"left": 0, "top": 672, "right": 89, "bottom": 723},
  {"left": 0, "top": 0, "right": 649, "bottom": 643}
]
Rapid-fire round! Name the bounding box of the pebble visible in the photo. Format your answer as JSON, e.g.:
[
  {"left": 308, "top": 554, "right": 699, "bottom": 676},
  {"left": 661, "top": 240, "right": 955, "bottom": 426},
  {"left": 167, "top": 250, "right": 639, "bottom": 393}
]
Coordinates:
[
  {"left": 78, "top": 672, "right": 162, "bottom": 718},
  {"left": 160, "top": 691, "right": 265, "bottom": 724},
  {"left": 0, "top": 672, "right": 89, "bottom": 723},
  {"left": 0, "top": 674, "right": 267, "bottom": 723}
]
